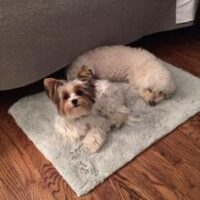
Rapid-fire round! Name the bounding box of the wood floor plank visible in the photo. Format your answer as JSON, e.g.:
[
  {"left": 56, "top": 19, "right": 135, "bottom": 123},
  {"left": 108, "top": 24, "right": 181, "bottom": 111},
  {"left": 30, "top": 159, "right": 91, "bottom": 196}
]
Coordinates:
[
  {"left": 0, "top": 177, "right": 22, "bottom": 200},
  {"left": 0, "top": 125, "right": 56, "bottom": 200},
  {"left": 0, "top": 115, "right": 78, "bottom": 200},
  {"left": 178, "top": 114, "right": 200, "bottom": 149},
  {"left": 111, "top": 173, "right": 148, "bottom": 200},
  {"left": 137, "top": 151, "right": 194, "bottom": 200},
  {"left": 119, "top": 161, "right": 180, "bottom": 200},
  {"left": 161, "top": 132, "right": 200, "bottom": 172},
  {"left": 87, "top": 177, "right": 125, "bottom": 200}
]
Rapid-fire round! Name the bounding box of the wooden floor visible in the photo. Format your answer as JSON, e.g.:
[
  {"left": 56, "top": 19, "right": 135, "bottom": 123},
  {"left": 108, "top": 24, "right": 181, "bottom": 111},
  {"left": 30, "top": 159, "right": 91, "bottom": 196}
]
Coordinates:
[{"left": 0, "top": 26, "right": 200, "bottom": 200}]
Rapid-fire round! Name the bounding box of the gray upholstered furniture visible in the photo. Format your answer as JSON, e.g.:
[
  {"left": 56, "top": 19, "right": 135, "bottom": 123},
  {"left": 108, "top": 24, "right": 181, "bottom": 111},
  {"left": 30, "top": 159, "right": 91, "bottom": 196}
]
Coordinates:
[{"left": 0, "top": 0, "right": 198, "bottom": 90}]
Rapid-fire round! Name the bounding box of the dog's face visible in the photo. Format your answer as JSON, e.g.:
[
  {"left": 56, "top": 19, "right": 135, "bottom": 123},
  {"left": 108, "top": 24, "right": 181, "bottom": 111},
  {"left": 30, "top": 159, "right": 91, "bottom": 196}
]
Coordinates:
[
  {"left": 44, "top": 66, "right": 96, "bottom": 119},
  {"left": 140, "top": 88, "right": 166, "bottom": 106}
]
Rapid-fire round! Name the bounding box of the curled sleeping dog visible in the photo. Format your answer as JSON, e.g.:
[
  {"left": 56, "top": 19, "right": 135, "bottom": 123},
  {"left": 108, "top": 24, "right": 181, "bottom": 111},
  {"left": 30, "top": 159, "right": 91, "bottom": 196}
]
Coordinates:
[{"left": 66, "top": 45, "right": 176, "bottom": 106}]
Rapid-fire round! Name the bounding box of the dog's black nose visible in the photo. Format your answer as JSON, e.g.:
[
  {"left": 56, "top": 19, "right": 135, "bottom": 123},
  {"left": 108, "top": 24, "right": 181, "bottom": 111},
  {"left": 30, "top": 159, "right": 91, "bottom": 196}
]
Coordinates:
[
  {"left": 72, "top": 99, "right": 78, "bottom": 106},
  {"left": 149, "top": 100, "right": 156, "bottom": 106}
]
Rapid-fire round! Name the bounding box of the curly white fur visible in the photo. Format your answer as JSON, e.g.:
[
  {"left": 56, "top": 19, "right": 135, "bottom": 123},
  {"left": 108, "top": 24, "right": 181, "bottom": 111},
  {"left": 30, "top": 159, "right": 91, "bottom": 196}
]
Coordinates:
[{"left": 66, "top": 45, "right": 176, "bottom": 105}]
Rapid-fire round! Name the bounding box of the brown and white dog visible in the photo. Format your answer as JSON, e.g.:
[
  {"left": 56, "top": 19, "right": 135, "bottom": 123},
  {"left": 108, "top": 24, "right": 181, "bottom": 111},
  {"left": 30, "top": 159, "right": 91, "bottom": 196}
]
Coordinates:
[{"left": 44, "top": 66, "right": 130, "bottom": 153}]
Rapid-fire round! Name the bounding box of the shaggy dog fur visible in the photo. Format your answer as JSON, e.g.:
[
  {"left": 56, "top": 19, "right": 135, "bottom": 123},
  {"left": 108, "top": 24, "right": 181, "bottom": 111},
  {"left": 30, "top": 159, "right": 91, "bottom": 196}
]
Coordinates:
[
  {"left": 44, "top": 66, "right": 130, "bottom": 153},
  {"left": 66, "top": 45, "right": 176, "bottom": 106}
]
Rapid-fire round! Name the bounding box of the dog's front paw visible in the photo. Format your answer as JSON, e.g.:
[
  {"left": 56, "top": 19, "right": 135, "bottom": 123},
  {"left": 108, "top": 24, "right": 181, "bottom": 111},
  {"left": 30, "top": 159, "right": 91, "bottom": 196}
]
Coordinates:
[
  {"left": 68, "top": 123, "right": 92, "bottom": 142},
  {"left": 83, "top": 129, "right": 106, "bottom": 153},
  {"left": 68, "top": 133, "right": 81, "bottom": 143}
]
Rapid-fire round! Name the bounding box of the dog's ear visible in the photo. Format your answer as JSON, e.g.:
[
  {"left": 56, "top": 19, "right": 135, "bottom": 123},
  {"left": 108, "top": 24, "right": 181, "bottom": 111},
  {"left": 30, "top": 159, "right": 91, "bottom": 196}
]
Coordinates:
[
  {"left": 43, "top": 78, "right": 63, "bottom": 104},
  {"left": 77, "top": 65, "right": 94, "bottom": 81},
  {"left": 77, "top": 66, "right": 96, "bottom": 103}
]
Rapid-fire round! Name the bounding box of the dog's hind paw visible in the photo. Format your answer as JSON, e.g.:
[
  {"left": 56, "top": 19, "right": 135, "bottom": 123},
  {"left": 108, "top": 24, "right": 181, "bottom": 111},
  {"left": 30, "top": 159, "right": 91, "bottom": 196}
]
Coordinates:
[{"left": 111, "top": 112, "right": 129, "bottom": 129}]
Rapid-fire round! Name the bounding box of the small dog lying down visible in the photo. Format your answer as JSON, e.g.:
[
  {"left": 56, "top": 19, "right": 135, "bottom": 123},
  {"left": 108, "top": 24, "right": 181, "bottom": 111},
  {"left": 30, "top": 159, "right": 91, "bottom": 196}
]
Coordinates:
[
  {"left": 44, "top": 66, "right": 130, "bottom": 153},
  {"left": 66, "top": 45, "right": 176, "bottom": 106}
]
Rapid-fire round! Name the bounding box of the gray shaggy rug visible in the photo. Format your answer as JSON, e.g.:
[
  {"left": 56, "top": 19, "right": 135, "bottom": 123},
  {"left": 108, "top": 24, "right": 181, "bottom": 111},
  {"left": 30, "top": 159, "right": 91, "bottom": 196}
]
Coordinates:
[{"left": 9, "top": 62, "right": 200, "bottom": 196}]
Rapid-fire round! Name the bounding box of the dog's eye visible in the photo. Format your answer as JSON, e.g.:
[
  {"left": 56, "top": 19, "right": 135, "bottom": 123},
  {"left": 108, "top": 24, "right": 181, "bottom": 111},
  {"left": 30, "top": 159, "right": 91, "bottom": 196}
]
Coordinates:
[
  {"left": 147, "top": 88, "right": 152, "bottom": 93},
  {"left": 76, "top": 90, "right": 84, "bottom": 96},
  {"left": 63, "top": 94, "right": 69, "bottom": 100},
  {"left": 159, "top": 91, "right": 163, "bottom": 95}
]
